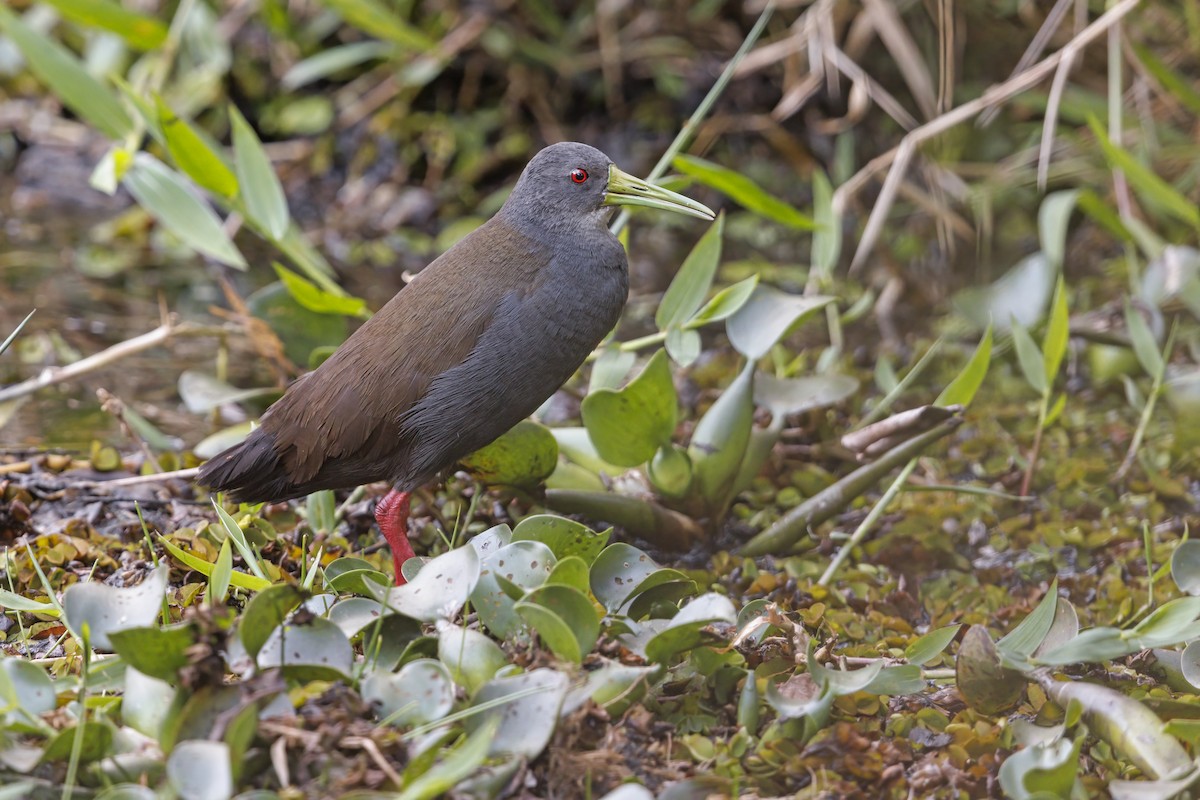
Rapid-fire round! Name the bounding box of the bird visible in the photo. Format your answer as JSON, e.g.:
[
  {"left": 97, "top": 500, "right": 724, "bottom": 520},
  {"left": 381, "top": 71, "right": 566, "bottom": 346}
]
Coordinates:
[{"left": 198, "top": 142, "right": 714, "bottom": 585}]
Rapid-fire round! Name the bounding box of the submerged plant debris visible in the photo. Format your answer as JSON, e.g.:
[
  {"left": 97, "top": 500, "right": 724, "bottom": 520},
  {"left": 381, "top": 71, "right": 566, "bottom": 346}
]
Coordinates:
[{"left": 4, "top": 1, "right": 1200, "bottom": 799}]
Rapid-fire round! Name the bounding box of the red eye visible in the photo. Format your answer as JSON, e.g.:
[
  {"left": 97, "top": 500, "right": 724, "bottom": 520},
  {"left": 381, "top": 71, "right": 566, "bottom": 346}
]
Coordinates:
[{"left": 570, "top": 168, "right": 589, "bottom": 184}]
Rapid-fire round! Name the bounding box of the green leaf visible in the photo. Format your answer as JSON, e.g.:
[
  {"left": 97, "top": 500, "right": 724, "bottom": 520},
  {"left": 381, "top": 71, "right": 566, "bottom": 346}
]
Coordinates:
[
  {"left": 212, "top": 501, "right": 269, "bottom": 582},
  {"left": 1172, "top": 540, "right": 1200, "bottom": 596},
  {"left": 0, "top": 588, "right": 59, "bottom": 617},
  {"left": 1011, "top": 319, "right": 1048, "bottom": 395},
  {"left": 231, "top": 106, "right": 290, "bottom": 240},
  {"left": 686, "top": 275, "right": 759, "bottom": 328},
  {"left": 1125, "top": 300, "right": 1164, "bottom": 379},
  {"left": 687, "top": 363, "right": 754, "bottom": 507},
  {"left": 1042, "top": 276, "right": 1070, "bottom": 386},
  {"left": 465, "top": 670, "right": 568, "bottom": 759},
  {"left": 316, "top": 0, "right": 437, "bottom": 51},
  {"left": 61, "top": 564, "right": 168, "bottom": 650},
  {"left": 108, "top": 625, "right": 196, "bottom": 682},
  {"left": 664, "top": 327, "right": 701, "bottom": 367},
  {"left": 282, "top": 41, "right": 396, "bottom": 90},
  {"left": 581, "top": 350, "right": 677, "bottom": 467},
  {"left": 364, "top": 658, "right": 455, "bottom": 726},
  {"left": 656, "top": 214, "right": 725, "bottom": 328},
  {"left": 123, "top": 155, "right": 247, "bottom": 268},
  {"left": 271, "top": 263, "right": 369, "bottom": 318},
  {"left": 644, "top": 593, "right": 737, "bottom": 663},
  {"left": 470, "top": 540, "right": 554, "bottom": 638},
  {"left": 460, "top": 419, "right": 558, "bottom": 488},
  {"left": 510, "top": 515, "right": 609, "bottom": 564},
  {"left": 544, "top": 556, "right": 591, "bottom": 593},
  {"left": 257, "top": 616, "right": 354, "bottom": 680},
  {"left": 0, "top": 5, "right": 133, "bottom": 139},
  {"left": 810, "top": 170, "right": 840, "bottom": 279},
  {"left": 239, "top": 584, "right": 305, "bottom": 659},
  {"left": 42, "top": 0, "right": 167, "bottom": 49},
  {"left": 1132, "top": 596, "right": 1200, "bottom": 641},
  {"left": 1088, "top": 116, "right": 1200, "bottom": 228},
  {"left": 647, "top": 444, "right": 692, "bottom": 498},
  {"left": 998, "top": 581, "right": 1060, "bottom": 661},
  {"left": 210, "top": 538, "right": 233, "bottom": 604},
  {"left": 1038, "top": 191, "right": 1081, "bottom": 270},
  {"left": 386, "top": 544, "right": 480, "bottom": 622},
  {"left": 936, "top": 324, "right": 992, "bottom": 407},
  {"left": 1131, "top": 44, "right": 1200, "bottom": 116},
  {"left": 156, "top": 97, "right": 237, "bottom": 199},
  {"left": 436, "top": 625, "right": 507, "bottom": 695},
  {"left": 673, "top": 154, "right": 815, "bottom": 229},
  {"left": 515, "top": 585, "right": 600, "bottom": 664},
  {"left": 905, "top": 624, "right": 961, "bottom": 666},
  {"left": 0, "top": 658, "right": 56, "bottom": 719},
  {"left": 167, "top": 741, "right": 233, "bottom": 800},
  {"left": 589, "top": 348, "right": 636, "bottom": 393},
  {"left": 726, "top": 286, "right": 835, "bottom": 360},
  {"left": 156, "top": 534, "right": 271, "bottom": 591}
]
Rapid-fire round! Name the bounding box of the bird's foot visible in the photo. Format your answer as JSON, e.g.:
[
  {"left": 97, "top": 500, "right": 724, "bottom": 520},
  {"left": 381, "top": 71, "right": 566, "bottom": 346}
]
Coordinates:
[{"left": 375, "top": 489, "right": 415, "bottom": 585}]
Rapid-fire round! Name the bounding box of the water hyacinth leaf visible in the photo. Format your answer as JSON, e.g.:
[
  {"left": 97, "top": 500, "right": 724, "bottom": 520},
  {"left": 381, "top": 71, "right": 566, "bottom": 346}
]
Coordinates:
[
  {"left": 726, "top": 286, "right": 835, "bottom": 360},
  {"left": 0, "top": 658, "right": 56, "bottom": 720},
  {"left": 363, "top": 658, "right": 454, "bottom": 727},
  {"left": 954, "top": 253, "right": 1054, "bottom": 334},
  {"left": 551, "top": 427, "right": 626, "bottom": 476},
  {"left": 581, "top": 350, "right": 677, "bottom": 467},
  {"left": 1032, "top": 599, "right": 1081, "bottom": 660},
  {"left": 754, "top": 372, "right": 859, "bottom": 421},
  {"left": 810, "top": 658, "right": 885, "bottom": 696},
  {"left": 0, "top": 589, "right": 59, "bottom": 616},
  {"left": 511, "top": 514, "right": 609, "bottom": 564},
  {"left": 1010, "top": 320, "right": 1047, "bottom": 395},
  {"left": 317, "top": 0, "right": 436, "bottom": 51},
  {"left": 1181, "top": 640, "right": 1200, "bottom": 691},
  {"left": 466, "top": 669, "right": 569, "bottom": 759},
  {"left": 123, "top": 155, "right": 247, "bottom": 269},
  {"left": 625, "top": 578, "right": 698, "bottom": 621},
  {"left": 955, "top": 625, "right": 1025, "bottom": 714},
  {"left": 282, "top": 40, "right": 395, "bottom": 90},
  {"left": 229, "top": 105, "right": 289, "bottom": 240},
  {"left": 656, "top": 213, "right": 725, "bottom": 329},
  {"left": 1038, "top": 190, "right": 1081, "bottom": 270},
  {"left": 395, "top": 718, "right": 498, "bottom": 800},
  {"left": 327, "top": 597, "right": 388, "bottom": 638},
  {"left": 647, "top": 444, "right": 692, "bottom": 499},
  {"left": 644, "top": 593, "right": 736, "bottom": 663},
  {"left": 1132, "top": 596, "right": 1200, "bottom": 643},
  {"left": 562, "top": 659, "right": 658, "bottom": 716},
  {"left": 598, "top": 786, "right": 655, "bottom": 800},
  {"left": 273, "top": 263, "right": 368, "bottom": 318},
  {"left": 665, "top": 326, "right": 701, "bottom": 367},
  {"left": 193, "top": 422, "right": 255, "bottom": 459},
  {"left": 459, "top": 419, "right": 558, "bottom": 488},
  {"left": 997, "top": 736, "right": 1082, "bottom": 800},
  {"left": 325, "top": 556, "right": 389, "bottom": 595},
  {"left": 386, "top": 543, "right": 480, "bottom": 622},
  {"left": 467, "top": 524, "right": 513, "bottom": 559},
  {"left": 122, "top": 668, "right": 175, "bottom": 739},
  {"left": 95, "top": 786, "right": 161, "bottom": 800},
  {"left": 1172, "top": 541, "right": 1200, "bottom": 596},
  {"left": 62, "top": 564, "right": 167, "bottom": 650},
  {"left": 515, "top": 585, "right": 600, "bottom": 664},
  {"left": 936, "top": 324, "right": 993, "bottom": 408},
  {"left": 589, "top": 348, "right": 637, "bottom": 393},
  {"left": 256, "top": 616, "right": 353, "bottom": 680},
  {"left": 861, "top": 665, "right": 925, "bottom": 696},
  {"left": 590, "top": 542, "right": 663, "bottom": 612},
  {"left": 436, "top": 623, "right": 507, "bottom": 694},
  {"left": 43, "top": 0, "right": 167, "bottom": 49},
  {"left": 1125, "top": 300, "right": 1164, "bottom": 379},
  {"left": 156, "top": 97, "right": 237, "bottom": 199},
  {"left": 905, "top": 624, "right": 961, "bottom": 666},
  {"left": 687, "top": 363, "right": 754, "bottom": 506},
  {"left": 239, "top": 583, "right": 305, "bottom": 659},
  {"left": 686, "top": 275, "right": 759, "bottom": 328},
  {"left": 673, "top": 155, "right": 815, "bottom": 229},
  {"left": 40, "top": 721, "right": 113, "bottom": 764},
  {"left": 1035, "top": 627, "right": 1133, "bottom": 665},
  {"left": 995, "top": 585, "right": 1057, "bottom": 666},
  {"left": 1088, "top": 116, "right": 1200, "bottom": 228},
  {"left": 545, "top": 556, "right": 590, "bottom": 593},
  {"left": 108, "top": 624, "right": 196, "bottom": 681},
  {"left": 167, "top": 740, "right": 233, "bottom": 800},
  {"left": 471, "top": 540, "right": 555, "bottom": 638},
  {"left": 0, "top": 6, "right": 133, "bottom": 139},
  {"left": 765, "top": 672, "right": 832, "bottom": 721}
]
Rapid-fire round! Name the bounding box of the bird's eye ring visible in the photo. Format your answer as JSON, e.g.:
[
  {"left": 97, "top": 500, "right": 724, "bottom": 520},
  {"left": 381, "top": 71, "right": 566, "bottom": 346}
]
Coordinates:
[{"left": 570, "top": 168, "right": 589, "bottom": 184}]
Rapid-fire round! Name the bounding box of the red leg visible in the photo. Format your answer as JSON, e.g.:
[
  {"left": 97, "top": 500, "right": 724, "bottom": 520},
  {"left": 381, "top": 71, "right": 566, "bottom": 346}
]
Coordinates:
[{"left": 375, "top": 489, "right": 414, "bottom": 585}]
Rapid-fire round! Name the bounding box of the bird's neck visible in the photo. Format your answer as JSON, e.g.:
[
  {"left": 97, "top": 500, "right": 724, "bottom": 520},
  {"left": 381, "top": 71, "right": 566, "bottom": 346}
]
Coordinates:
[{"left": 498, "top": 200, "right": 615, "bottom": 249}]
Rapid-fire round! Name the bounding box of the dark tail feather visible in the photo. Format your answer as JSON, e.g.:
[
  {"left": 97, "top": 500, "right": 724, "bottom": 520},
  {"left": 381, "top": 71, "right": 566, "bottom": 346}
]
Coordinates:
[{"left": 197, "top": 428, "right": 304, "bottom": 504}]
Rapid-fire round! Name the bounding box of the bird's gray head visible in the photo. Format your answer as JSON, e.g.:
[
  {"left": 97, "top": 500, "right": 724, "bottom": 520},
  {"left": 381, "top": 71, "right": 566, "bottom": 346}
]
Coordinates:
[
  {"left": 502, "top": 142, "right": 615, "bottom": 233},
  {"left": 499, "top": 141, "right": 715, "bottom": 238}
]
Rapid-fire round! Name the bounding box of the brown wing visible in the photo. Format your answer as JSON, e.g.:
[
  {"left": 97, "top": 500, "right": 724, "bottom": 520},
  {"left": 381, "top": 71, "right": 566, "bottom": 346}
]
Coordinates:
[{"left": 258, "top": 218, "right": 548, "bottom": 488}]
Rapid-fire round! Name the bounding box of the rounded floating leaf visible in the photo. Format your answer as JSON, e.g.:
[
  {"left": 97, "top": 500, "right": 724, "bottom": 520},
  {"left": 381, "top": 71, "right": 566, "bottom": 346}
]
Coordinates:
[
  {"left": 62, "top": 564, "right": 168, "bottom": 651},
  {"left": 726, "top": 286, "right": 835, "bottom": 360},
  {"left": 40, "top": 721, "right": 113, "bottom": 764},
  {"left": 562, "top": 658, "right": 658, "bottom": 717},
  {"left": 955, "top": 625, "right": 1025, "bottom": 714},
  {"left": 437, "top": 623, "right": 508, "bottom": 695},
  {"left": 466, "top": 669, "right": 569, "bottom": 759},
  {"left": 1182, "top": 640, "right": 1200, "bottom": 691},
  {"left": 598, "top": 786, "right": 655, "bottom": 800},
  {"left": 590, "top": 543, "right": 662, "bottom": 612},
  {"left": 167, "top": 740, "right": 233, "bottom": 800},
  {"left": 515, "top": 585, "right": 601, "bottom": 664},
  {"left": 1172, "top": 540, "right": 1200, "bottom": 596},
  {"left": 468, "top": 524, "right": 513, "bottom": 559},
  {"left": 643, "top": 593, "right": 737, "bottom": 664},
  {"left": 581, "top": 350, "right": 678, "bottom": 468},
  {"left": 386, "top": 543, "right": 480, "bottom": 623},
  {"left": 460, "top": 420, "right": 558, "bottom": 489},
  {"left": 470, "top": 540, "right": 555, "bottom": 638},
  {"left": 544, "top": 556, "right": 590, "bottom": 594},
  {"left": 647, "top": 445, "right": 692, "bottom": 499},
  {"left": 108, "top": 624, "right": 196, "bottom": 681},
  {"left": 239, "top": 583, "right": 305, "bottom": 660},
  {"left": 121, "top": 667, "right": 175, "bottom": 739},
  {"left": 362, "top": 658, "right": 454, "bottom": 727},
  {"left": 327, "top": 597, "right": 389, "bottom": 639},
  {"left": 256, "top": 616, "right": 353, "bottom": 681},
  {"left": 511, "top": 514, "right": 609, "bottom": 564},
  {"left": 0, "top": 658, "right": 56, "bottom": 720},
  {"left": 905, "top": 624, "right": 961, "bottom": 667}
]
